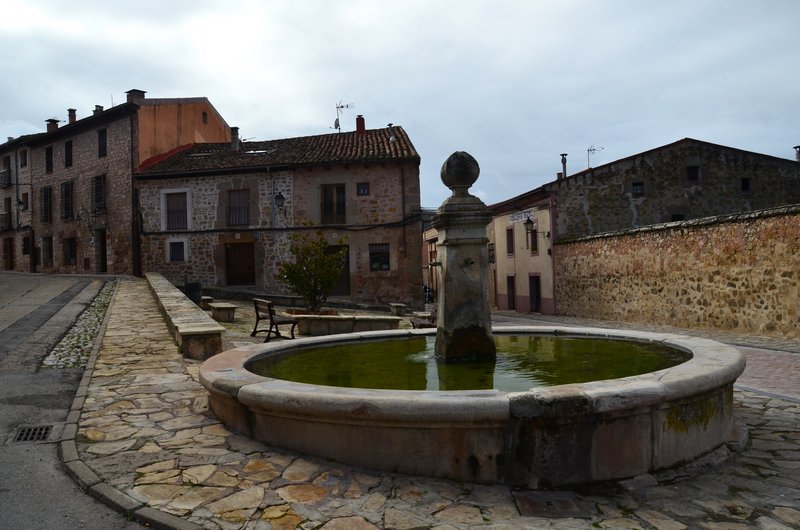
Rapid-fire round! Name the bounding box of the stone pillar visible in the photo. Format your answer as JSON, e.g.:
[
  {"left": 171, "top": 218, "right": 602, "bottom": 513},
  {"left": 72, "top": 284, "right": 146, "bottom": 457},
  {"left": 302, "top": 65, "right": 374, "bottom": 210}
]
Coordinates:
[{"left": 432, "top": 152, "right": 496, "bottom": 362}]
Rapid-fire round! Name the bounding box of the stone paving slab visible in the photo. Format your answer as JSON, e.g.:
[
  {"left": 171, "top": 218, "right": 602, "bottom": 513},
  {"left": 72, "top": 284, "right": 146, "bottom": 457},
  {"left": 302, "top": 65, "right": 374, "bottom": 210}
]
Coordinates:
[{"left": 68, "top": 279, "right": 800, "bottom": 529}]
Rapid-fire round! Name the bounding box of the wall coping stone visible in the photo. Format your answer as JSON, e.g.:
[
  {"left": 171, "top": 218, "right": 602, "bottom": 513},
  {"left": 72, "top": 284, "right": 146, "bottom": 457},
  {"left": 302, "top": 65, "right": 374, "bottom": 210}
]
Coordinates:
[
  {"left": 557, "top": 203, "right": 800, "bottom": 244},
  {"left": 145, "top": 272, "right": 225, "bottom": 359}
]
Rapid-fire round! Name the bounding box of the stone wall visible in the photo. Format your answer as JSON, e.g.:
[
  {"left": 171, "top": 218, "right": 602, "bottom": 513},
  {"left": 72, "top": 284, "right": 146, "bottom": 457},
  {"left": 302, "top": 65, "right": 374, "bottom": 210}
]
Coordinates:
[
  {"left": 546, "top": 139, "right": 800, "bottom": 241},
  {"left": 137, "top": 160, "right": 424, "bottom": 306},
  {"left": 554, "top": 205, "right": 800, "bottom": 339},
  {"left": 31, "top": 117, "right": 134, "bottom": 274}
]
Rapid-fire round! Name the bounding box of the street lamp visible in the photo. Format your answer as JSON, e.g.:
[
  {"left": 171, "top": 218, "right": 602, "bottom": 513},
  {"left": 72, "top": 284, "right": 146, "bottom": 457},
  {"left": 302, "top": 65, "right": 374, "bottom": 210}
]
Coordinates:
[{"left": 524, "top": 216, "right": 534, "bottom": 249}]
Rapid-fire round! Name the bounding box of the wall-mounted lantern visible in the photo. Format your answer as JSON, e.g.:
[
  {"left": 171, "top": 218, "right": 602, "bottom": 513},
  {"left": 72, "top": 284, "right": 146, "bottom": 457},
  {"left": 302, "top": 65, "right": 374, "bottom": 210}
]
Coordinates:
[{"left": 273, "top": 192, "right": 286, "bottom": 210}]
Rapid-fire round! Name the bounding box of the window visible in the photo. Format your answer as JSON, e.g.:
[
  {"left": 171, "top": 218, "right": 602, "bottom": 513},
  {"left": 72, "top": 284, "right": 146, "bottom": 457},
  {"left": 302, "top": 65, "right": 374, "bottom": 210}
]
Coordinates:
[
  {"left": 369, "top": 243, "right": 390, "bottom": 271},
  {"left": 321, "top": 184, "right": 346, "bottom": 224},
  {"left": 20, "top": 150, "right": 27, "bottom": 168},
  {"left": 686, "top": 165, "right": 700, "bottom": 182},
  {"left": 42, "top": 236, "right": 53, "bottom": 267},
  {"left": 21, "top": 192, "right": 29, "bottom": 211},
  {"left": 45, "top": 146, "right": 53, "bottom": 173},
  {"left": 202, "top": 111, "right": 208, "bottom": 124},
  {"left": 92, "top": 175, "right": 106, "bottom": 213},
  {"left": 357, "top": 182, "right": 370, "bottom": 196},
  {"left": 632, "top": 181, "right": 644, "bottom": 197},
  {"left": 63, "top": 237, "right": 77, "bottom": 266},
  {"left": 40, "top": 186, "right": 53, "bottom": 223},
  {"left": 506, "top": 227, "right": 514, "bottom": 255},
  {"left": 165, "top": 192, "right": 188, "bottom": 230},
  {"left": 530, "top": 229, "right": 539, "bottom": 254},
  {"left": 169, "top": 241, "right": 185, "bottom": 262},
  {"left": 65, "top": 140, "right": 73, "bottom": 167},
  {"left": 22, "top": 236, "right": 30, "bottom": 256},
  {"left": 227, "top": 189, "right": 249, "bottom": 226},
  {"left": 61, "top": 181, "right": 74, "bottom": 220},
  {"left": 741, "top": 177, "right": 751, "bottom": 192},
  {"left": 98, "top": 128, "right": 107, "bottom": 158}
]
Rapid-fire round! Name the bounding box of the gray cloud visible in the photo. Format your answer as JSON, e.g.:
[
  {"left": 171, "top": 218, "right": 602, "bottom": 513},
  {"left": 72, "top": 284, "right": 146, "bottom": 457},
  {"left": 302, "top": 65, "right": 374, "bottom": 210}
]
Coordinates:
[{"left": 2, "top": 0, "right": 797, "bottom": 207}]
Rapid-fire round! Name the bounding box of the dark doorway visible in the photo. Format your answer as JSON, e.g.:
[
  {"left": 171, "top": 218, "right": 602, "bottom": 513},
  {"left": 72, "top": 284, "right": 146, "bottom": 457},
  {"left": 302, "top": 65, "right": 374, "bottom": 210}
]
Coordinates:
[
  {"left": 506, "top": 276, "right": 516, "bottom": 310},
  {"left": 95, "top": 229, "right": 107, "bottom": 273},
  {"left": 529, "top": 275, "right": 542, "bottom": 313},
  {"left": 328, "top": 245, "right": 350, "bottom": 296},
  {"left": 225, "top": 242, "right": 255, "bottom": 285},
  {"left": 2, "top": 238, "right": 13, "bottom": 270}
]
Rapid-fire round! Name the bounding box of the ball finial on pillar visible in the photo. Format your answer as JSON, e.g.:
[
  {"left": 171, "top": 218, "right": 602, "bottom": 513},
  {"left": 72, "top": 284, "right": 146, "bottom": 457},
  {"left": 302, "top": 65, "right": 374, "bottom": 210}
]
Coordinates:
[{"left": 441, "top": 151, "right": 480, "bottom": 198}]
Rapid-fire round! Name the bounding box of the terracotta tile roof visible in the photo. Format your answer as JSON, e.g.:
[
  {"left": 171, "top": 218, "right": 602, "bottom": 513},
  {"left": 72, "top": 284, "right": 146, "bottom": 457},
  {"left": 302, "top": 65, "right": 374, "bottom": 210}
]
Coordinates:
[{"left": 138, "top": 126, "right": 419, "bottom": 175}]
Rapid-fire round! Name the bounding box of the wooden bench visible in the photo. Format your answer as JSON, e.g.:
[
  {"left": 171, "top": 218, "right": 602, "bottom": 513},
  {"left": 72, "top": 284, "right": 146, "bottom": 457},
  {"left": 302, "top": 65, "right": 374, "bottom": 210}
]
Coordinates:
[
  {"left": 209, "top": 302, "right": 238, "bottom": 322},
  {"left": 251, "top": 298, "right": 298, "bottom": 342},
  {"left": 410, "top": 307, "right": 437, "bottom": 329}
]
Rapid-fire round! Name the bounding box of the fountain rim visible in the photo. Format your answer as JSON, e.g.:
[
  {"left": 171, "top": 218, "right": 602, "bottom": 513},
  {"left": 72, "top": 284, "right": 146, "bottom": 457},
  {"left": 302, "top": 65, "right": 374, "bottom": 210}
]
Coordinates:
[{"left": 200, "top": 325, "right": 746, "bottom": 419}]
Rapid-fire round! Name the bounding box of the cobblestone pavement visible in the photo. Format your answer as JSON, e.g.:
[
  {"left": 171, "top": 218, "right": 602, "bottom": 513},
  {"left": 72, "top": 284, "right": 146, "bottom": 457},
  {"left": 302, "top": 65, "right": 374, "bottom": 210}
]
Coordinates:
[{"left": 63, "top": 279, "right": 800, "bottom": 529}]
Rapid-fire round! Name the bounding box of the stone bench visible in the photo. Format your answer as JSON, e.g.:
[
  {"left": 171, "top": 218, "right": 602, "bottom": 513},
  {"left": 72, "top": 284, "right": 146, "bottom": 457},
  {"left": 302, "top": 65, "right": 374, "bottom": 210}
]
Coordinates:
[
  {"left": 388, "top": 303, "right": 407, "bottom": 316},
  {"left": 209, "top": 302, "right": 237, "bottom": 322},
  {"left": 144, "top": 273, "right": 225, "bottom": 360},
  {"left": 291, "top": 314, "right": 403, "bottom": 336},
  {"left": 200, "top": 295, "right": 215, "bottom": 310}
]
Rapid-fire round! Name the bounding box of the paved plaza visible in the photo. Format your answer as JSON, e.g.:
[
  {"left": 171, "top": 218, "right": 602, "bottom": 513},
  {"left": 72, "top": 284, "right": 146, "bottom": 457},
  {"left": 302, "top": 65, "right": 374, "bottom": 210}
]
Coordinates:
[{"left": 56, "top": 279, "right": 800, "bottom": 529}]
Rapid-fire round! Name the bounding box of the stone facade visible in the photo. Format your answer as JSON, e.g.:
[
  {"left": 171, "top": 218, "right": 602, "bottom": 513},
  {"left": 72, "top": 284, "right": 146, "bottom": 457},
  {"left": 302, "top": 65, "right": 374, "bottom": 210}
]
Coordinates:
[
  {"left": 554, "top": 205, "right": 800, "bottom": 339},
  {"left": 137, "top": 158, "right": 424, "bottom": 307},
  {"left": 0, "top": 89, "right": 230, "bottom": 275},
  {"left": 0, "top": 137, "right": 35, "bottom": 271},
  {"left": 30, "top": 111, "right": 136, "bottom": 274},
  {"left": 546, "top": 139, "right": 800, "bottom": 240}
]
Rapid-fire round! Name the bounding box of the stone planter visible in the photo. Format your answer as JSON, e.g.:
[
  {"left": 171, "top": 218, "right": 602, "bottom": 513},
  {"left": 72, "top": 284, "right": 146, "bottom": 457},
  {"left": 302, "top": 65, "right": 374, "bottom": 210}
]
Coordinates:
[{"left": 282, "top": 311, "right": 402, "bottom": 336}]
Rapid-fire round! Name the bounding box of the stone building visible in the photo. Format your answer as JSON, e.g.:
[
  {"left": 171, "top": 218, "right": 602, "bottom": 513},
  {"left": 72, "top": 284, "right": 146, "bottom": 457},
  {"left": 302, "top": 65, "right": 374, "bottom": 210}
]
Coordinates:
[
  {"left": 0, "top": 89, "right": 230, "bottom": 274},
  {"left": 545, "top": 138, "right": 800, "bottom": 240},
  {"left": 135, "top": 116, "right": 424, "bottom": 307},
  {"left": 1, "top": 133, "right": 41, "bottom": 271}
]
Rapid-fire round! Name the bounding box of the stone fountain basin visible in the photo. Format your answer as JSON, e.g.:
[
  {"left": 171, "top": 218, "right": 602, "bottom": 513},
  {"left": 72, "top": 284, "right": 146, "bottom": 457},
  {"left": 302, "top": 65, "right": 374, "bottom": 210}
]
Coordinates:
[{"left": 199, "top": 326, "right": 745, "bottom": 488}]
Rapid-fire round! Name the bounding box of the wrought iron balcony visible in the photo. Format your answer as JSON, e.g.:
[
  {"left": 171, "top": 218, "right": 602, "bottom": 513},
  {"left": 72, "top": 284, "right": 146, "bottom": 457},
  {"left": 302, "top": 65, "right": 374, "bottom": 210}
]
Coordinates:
[
  {"left": 0, "top": 211, "right": 11, "bottom": 231},
  {"left": 0, "top": 169, "right": 10, "bottom": 188}
]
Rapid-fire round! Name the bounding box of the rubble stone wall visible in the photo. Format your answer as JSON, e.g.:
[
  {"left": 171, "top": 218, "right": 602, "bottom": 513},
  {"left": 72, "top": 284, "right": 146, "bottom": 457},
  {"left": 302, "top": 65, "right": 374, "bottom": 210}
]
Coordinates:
[{"left": 554, "top": 205, "right": 800, "bottom": 339}]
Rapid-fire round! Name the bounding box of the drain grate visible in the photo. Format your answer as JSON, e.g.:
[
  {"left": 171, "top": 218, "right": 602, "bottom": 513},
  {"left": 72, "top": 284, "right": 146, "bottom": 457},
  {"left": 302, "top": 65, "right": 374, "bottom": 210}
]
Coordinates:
[
  {"left": 513, "top": 490, "right": 593, "bottom": 518},
  {"left": 14, "top": 425, "right": 53, "bottom": 443}
]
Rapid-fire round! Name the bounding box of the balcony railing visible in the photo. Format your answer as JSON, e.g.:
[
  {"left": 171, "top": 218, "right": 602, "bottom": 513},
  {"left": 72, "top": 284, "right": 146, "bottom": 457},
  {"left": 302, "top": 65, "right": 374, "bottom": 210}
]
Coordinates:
[
  {"left": 0, "top": 212, "right": 11, "bottom": 231},
  {"left": 0, "top": 169, "right": 10, "bottom": 188}
]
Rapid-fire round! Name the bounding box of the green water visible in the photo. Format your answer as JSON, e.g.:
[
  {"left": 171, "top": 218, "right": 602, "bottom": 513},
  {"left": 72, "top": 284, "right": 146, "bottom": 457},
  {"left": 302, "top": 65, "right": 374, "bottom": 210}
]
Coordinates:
[{"left": 246, "top": 335, "right": 691, "bottom": 392}]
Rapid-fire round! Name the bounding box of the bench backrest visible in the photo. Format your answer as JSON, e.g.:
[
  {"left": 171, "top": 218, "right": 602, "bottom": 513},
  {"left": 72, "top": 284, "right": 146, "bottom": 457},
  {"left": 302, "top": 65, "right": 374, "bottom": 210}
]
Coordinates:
[{"left": 253, "top": 298, "right": 272, "bottom": 317}]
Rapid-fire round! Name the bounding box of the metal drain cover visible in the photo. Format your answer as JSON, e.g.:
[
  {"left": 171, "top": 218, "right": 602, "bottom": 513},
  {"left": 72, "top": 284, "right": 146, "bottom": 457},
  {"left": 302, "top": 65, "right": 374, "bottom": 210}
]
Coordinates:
[
  {"left": 513, "top": 490, "right": 593, "bottom": 518},
  {"left": 13, "top": 425, "right": 53, "bottom": 443}
]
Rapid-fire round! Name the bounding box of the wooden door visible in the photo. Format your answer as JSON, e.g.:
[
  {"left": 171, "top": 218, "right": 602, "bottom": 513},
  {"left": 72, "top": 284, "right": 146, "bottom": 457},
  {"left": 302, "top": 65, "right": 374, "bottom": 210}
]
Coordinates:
[{"left": 225, "top": 242, "right": 255, "bottom": 286}]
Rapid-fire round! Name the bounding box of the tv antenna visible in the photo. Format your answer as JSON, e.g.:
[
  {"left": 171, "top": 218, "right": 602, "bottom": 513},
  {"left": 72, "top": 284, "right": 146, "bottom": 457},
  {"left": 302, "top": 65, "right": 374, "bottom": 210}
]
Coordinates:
[
  {"left": 587, "top": 145, "right": 604, "bottom": 168},
  {"left": 332, "top": 100, "right": 354, "bottom": 132}
]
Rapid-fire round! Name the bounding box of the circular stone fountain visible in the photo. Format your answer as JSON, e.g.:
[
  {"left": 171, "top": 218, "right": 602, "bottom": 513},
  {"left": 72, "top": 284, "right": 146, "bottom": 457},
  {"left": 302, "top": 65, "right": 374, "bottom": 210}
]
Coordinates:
[{"left": 199, "top": 153, "right": 745, "bottom": 488}]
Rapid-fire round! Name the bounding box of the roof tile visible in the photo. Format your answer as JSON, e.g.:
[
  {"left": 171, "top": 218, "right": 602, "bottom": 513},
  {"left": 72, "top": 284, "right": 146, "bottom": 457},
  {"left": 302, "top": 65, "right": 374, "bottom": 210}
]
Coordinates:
[{"left": 138, "top": 126, "right": 418, "bottom": 175}]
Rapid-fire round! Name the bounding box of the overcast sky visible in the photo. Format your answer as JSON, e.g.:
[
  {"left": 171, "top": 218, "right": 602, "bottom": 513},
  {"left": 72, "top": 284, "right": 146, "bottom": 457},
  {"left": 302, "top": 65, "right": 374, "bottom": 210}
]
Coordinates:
[{"left": 1, "top": 0, "right": 797, "bottom": 207}]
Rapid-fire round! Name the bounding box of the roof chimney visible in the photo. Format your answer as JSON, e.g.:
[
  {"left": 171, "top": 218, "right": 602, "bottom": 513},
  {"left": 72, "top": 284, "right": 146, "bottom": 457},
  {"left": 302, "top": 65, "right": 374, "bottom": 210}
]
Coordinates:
[
  {"left": 560, "top": 153, "right": 568, "bottom": 180},
  {"left": 46, "top": 118, "right": 59, "bottom": 132},
  {"left": 356, "top": 115, "right": 365, "bottom": 135},
  {"left": 68, "top": 108, "right": 77, "bottom": 124},
  {"left": 126, "top": 89, "right": 146, "bottom": 103},
  {"left": 93, "top": 105, "right": 104, "bottom": 115},
  {"left": 794, "top": 145, "right": 800, "bottom": 162},
  {"left": 231, "top": 127, "right": 240, "bottom": 151}
]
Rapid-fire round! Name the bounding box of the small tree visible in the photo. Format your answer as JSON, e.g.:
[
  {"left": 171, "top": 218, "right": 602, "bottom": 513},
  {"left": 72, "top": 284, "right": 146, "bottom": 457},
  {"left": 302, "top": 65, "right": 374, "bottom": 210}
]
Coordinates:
[{"left": 276, "top": 231, "right": 347, "bottom": 312}]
